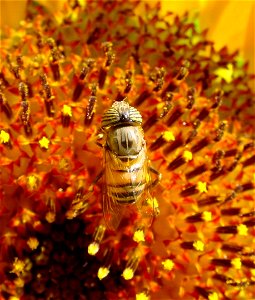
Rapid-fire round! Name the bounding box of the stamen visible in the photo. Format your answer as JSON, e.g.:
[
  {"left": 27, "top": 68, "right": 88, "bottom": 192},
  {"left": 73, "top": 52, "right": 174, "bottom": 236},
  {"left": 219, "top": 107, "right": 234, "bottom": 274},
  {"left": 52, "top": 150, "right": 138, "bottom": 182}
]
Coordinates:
[
  {"left": 210, "top": 89, "right": 223, "bottom": 109},
  {"left": 26, "top": 175, "right": 40, "bottom": 191},
  {"left": 0, "top": 71, "right": 9, "bottom": 87},
  {"left": 84, "top": 84, "right": 97, "bottom": 126},
  {"left": 98, "top": 42, "right": 115, "bottom": 89},
  {"left": 124, "top": 70, "right": 133, "bottom": 94},
  {"left": 166, "top": 107, "right": 183, "bottom": 126},
  {"left": 174, "top": 60, "right": 190, "bottom": 81},
  {"left": 0, "top": 91, "right": 13, "bottom": 119},
  {"left": 19, "top": 82, "right": 32, "bottom": 136},
  {"left": 198, "top": 196, "right": 220, "bottom": 207},
  {"left": 122, "top": 248, "right": 141, "bottom": 280},
  {"left": 186, "top": 164, "right": 207, "bottom": 179},
  {"left": 214, "top": 121, "right": 227, "bottom": 142},
  {"left": 61, "top": 105, "right": 72, "bottom": 127},
  {"left": 186, "top": 211, "right": 212, "bottom": 223},
  {"left": 40, "top": 73, "right": 55, "bottom": 117},
  {"left": 186, "top": 87, "right": 196, "bottom": 109},
  {"left": 39, "top": 137, "right": 50, "bottom": 150},
  {"left": 151, "top": 67, "right": 165, "bottom": 91},
  {"left": 181, "top": 241, "right": 205, "bottom": 251},
  {"left": 7, "top": 55, "right": 21, "bottom": 80},
  {"left": 149, "top": 131, "right": 175, "bottom": 151},
  {"left": 162, "top": 258, "right": 174, "bottom": 271},
  {"left": 242, "top": 154, "right": 255, "bottom": 168},
  {"left": 134, "top": 90, "right": 152, "bottom": 107},
  {"left": 195, "top": 287, "right": 219, "bottom": 300},
  {"left": 133, "top": 228, "right": 145, "bottom": 243},
  {"left": 0, "top": 129, "right": 12, "bottom": 148},
  {"left": 136, "top": 291, "right": 150, "bottom": 300},
  {"left": 11, "top": 257, "right": 26, "bottom": 277},
  {"left": 163, "top": 135, "right": 183, "bottom": 156},
  {"left": 216, "top": 224, "right": 248, "bottom": 235},
  {"left": 27, "top": 237, "right": 39, "bottom": 250},
  {"left": 88, "top": 225, "right": 106, "bottom": 256},
  {"left": 191, "top": 137, "right": 210, "bottom": 153},
  {"left": 47, "top": 38, "right": 62, "bottom": 81},
  {"left": 97, "top": 248, "right": 113, "bottom": 280},
  {"left": 72, "top": 59, "right": 95, "bottom": 101},
  {"left": 97, "top": 267, "right": 110, "bottom": 280},
  {"left": 220, "top": 208, "right": 241, "bottom": 216}
]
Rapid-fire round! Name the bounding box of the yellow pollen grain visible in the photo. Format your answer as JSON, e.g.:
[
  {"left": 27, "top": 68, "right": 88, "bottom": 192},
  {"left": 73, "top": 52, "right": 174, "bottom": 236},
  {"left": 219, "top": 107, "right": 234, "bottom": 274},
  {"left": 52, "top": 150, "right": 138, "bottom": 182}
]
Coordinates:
[
  {"left": 62, "top": 104, "right": 72, "bottom": 117},
  {"left": 163, "top": 131, "right": 175, "bottom": 142},
  {"left": 27, "top": 237, "right": 39, "bottom": 250},
  {"left": 39, "top": 136, "right": 50, "bottom": 150},
  {"left": 133, "top": 229, "right": 145, "bottom": 243},
  {"left": 237, "top": 224, "right": 248, "bottom": 236},
  {"left": 162, "top": 259, "right": 174, "bottom": 271},
  {"left": 193, "top": 240, "right": 205, "bottom": 251},
  {"left": 202, "top": 211, "right": 212, "bottom": 221},
  {"left": 0, "top": 130, "right": 10, "bottom": 143},
  {"left": 97, "top": 267, "right": 110, "bottom": 280},
  {"left": 45, "top": 211, "right": 56, "bottom": 223},
  {"left": 15, "top": 277, "right": 25, "bottom": 288},
  {"left": 136, "top": 292, "right": 149, "bottom": 300},
  {"left": 208, "top": 292, "right": 219, "bottom": 300},
  {"left": 145, "top": 173, "right": 151, "bottom": 183},
  {"left": 231, "top": 258, "right": 242, "bottom": 269},
  {"left": 183, "top": 150, "right": 192, "bottom": 161},
  {"left": 197, "top": 181, "right": 208, "bottom": 193},
  {"left": 27, "top": 175, "right": 38, "bottom": 191},
  {"left": 11, "top": 258, "right": 25, "bottom": 276},
  {"left": 122, "top": 267, "right": 134, "bottom": 280},
  {"left": 88, "top": 242, "right": 99, "bottom": 256}
]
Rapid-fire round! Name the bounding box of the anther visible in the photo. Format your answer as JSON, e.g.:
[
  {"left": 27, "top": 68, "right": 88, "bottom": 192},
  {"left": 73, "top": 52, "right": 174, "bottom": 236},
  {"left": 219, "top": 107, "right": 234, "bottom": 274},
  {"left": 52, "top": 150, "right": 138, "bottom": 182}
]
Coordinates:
[
  {"left": 211, "top": 89, "right": 223, "bottom": 109},
  {"left": 98, "top": 42, "right": 115, "bottom": 89},
  {"left": 88, "top": 225, "right": 106, "bottom": 256},
  {"left": 186, "top": 87, "right": 196, "bottom": 109},
  {"left": 124, "top": 70, "right": 133, "bottom": 94},
  {"left": 0, "top": 92, "right": 13, "bottom": 119},
  {"left": 214, "top": 121, "right": 227, "bottom": 142},
  {"left": 122, "top": 249, "right": 140, "bottom": 280},
  {"left": 84, "top": 84, "right": 97, "bottom": 126},
  {"left": 97, "top": 248, "right": 114, "bottom": 280},
  {"left": 19, "top": 82, "right": 32, "bottom": 136},
  {"left": 181, "top": 241, "right": 205, "bottom": 251},
  {"left": 40, "top": 73, "right": 55, "bottom": 117},
  {"left": 61, "top": 105, "right": 72, "bottom": 127},
  {"left": 0, "top": 129, "right": 12, "bottom": 148},
  {"left": 47, "top": 38, "right": 62, "bottom": 81},
  {"left": 185, "top": 164, "right": 207, "bottom": 179},
  {"left": 72, "top": 59, "right": 95, "bottom": 102},
  {"left": 166, "top": 107, "right": 183, "bottom": 126}
]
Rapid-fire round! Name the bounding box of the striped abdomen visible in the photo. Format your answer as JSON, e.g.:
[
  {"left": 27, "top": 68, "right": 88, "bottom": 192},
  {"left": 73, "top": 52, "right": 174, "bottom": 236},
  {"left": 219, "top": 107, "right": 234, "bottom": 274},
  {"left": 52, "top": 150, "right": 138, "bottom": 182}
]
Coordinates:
[{"left": 105, "top": 149, "right": 147, "bottom": 204}]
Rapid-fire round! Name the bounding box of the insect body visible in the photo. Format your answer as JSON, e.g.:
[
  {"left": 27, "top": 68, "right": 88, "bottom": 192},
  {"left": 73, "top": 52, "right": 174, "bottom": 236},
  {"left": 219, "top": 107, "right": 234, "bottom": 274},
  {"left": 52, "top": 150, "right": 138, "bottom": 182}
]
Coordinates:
[{"left": 101, "top": 99, "right": 159, "bottom": 230}]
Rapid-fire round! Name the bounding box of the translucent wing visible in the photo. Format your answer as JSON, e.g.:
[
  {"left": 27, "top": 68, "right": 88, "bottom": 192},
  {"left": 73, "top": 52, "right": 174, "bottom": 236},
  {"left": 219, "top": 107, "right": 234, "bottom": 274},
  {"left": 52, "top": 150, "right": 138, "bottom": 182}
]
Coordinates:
[
  {"left": 135, "top": 159, "right": 156, "bottom": 228},
  {"left": 102, "top": 150, "right": 124, "bottom": 230}
]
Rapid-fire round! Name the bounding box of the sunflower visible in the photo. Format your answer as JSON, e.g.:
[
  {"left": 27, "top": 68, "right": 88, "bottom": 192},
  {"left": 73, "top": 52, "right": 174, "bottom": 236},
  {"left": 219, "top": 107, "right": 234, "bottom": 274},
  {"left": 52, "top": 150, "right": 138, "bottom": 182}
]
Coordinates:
[{"left": 0, "top": 1, "right": 254, "bottom": 299}]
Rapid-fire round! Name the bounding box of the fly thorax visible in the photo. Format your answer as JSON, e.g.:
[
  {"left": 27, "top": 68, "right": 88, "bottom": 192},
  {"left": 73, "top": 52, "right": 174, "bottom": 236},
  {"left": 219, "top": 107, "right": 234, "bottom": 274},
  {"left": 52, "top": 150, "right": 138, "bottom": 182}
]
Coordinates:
[{"left": 107, "top": 126, "right": 144, "bottom": 157}]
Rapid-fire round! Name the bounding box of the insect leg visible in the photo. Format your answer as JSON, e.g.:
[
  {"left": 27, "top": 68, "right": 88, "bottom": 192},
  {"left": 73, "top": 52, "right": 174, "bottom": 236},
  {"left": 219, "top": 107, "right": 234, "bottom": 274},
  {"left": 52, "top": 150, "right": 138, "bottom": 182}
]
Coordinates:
[{"left": 148, "top": 166, "right": 162, "bottom": 188}]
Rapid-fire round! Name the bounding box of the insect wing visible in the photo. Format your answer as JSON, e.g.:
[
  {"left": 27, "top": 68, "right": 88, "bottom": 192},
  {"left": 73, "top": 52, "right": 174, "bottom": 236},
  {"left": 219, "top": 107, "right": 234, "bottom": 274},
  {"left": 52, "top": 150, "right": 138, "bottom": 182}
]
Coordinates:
[
  {"left": 102, "top": 151, "right": 123, "bottom": 230},
  {"left": 135, "top": 162, "right": 155, "bottom": 227}
]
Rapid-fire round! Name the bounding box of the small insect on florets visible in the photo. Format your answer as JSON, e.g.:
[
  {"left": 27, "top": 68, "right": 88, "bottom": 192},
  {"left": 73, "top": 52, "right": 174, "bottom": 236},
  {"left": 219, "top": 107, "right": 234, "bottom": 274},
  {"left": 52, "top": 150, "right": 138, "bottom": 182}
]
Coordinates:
[{"left": 100, "top": 99, "right": 160, "bottom": 230}]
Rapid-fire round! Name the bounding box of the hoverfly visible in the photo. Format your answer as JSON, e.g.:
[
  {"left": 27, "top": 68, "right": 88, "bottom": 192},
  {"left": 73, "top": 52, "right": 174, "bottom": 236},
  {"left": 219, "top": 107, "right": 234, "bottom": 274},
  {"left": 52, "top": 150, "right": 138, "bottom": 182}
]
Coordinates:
[{"left": 100, "top": 99, "right": 160, "bottom": 230}]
